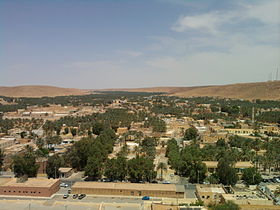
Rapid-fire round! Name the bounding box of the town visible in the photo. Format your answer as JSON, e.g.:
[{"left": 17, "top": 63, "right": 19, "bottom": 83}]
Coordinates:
[{"left": 0, "top": 91, "right": 279, "bottom": 210}]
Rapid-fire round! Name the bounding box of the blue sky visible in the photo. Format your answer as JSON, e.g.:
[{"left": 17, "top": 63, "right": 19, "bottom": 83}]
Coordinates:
[{"left": 1, "top": 0, "right": 279, "bottom": 89}]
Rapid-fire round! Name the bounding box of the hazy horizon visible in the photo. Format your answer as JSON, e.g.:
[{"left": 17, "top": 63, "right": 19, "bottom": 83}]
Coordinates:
[{"left": 1, "top": 0, "right": 280, "bottom": 89}]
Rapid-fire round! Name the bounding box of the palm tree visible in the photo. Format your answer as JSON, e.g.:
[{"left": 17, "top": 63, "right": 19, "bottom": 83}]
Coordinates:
[{"left": 157, "top": 162, "right": 167, "bottom": 181}]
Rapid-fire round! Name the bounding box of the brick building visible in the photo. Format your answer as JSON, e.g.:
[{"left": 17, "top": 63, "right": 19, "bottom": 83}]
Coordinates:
[{"left": 0, "top": 178, "right": 60, "bottom": 197}]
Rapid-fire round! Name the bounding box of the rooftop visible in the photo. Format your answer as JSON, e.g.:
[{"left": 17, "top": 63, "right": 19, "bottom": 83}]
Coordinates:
[
  {"left": 58, "top": 167, "right": 72, "bottom": 173},
  {"left": 196, "top": 184, "right": 226, "bottom": 194},
  {"left": 72, "top": 182, "right": 177, "bottom": 192},
  {"left": 202, "top": 161, "right": 253, "bottom": 168},
  {"left": 0, "top": 178, "right": 59, "bottom": 188}
]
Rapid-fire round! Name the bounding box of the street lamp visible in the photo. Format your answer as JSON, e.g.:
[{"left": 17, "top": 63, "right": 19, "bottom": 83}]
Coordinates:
[{"left": 253, "top": 173, "right": 256, "bottom": 184}]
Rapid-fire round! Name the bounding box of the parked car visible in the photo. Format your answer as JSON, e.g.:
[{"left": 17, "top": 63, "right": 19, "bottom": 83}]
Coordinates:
[
  {"left": 101, "top": 178, "right": 111, "bottom": 182},
  {"left": 142, "top": 196, "right": 150, "bottom": 200},
  {"left": 72, "top": 194, "right": 78, "bottom": 199},
  {"left": 63, "top": 194, "right": 69, "bottom": 199},
  {"left": 162, "top": 180, "right": 170, "bottom": 184},
  {"left": 78, "top": 194, "right": 86, "bottom": 200},
  {"left": 68, "top": 189, "right": 72, "bottom": 194},
  {"left": 60, "top": 183, "right": 69, "bottom": 188},
  {"left": 273, "top": 178, "right": 280, "bottom": 183}
]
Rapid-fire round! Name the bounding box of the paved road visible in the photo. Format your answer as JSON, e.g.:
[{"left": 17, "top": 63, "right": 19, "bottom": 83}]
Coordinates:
[
  {"left": 53, "top": 194, "right": 146, "bottom": 203},
  {"left": 0, "top": 198, "right": 145, "bottom": 210},
  {"left": 0, "top": 193, "right": 162, "bottom": 210},
  {"left": 0, "top": 199, "right": 141, "bottom": 210}
]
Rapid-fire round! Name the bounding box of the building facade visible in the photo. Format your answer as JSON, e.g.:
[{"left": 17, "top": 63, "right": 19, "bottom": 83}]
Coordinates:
[{"left": 0, "top": 178, "right": 60, "bottom": 197}]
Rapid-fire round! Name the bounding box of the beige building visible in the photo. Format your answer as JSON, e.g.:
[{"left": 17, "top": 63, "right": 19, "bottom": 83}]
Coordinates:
[
  {"left": 72, "top": 182, "right": 185, "bottom": 198},
  {"left": 224, "top": 129, "right": 254, "bottom": 136},
  {"left": 117, "top": 127, "right": 128, "bottom": 135},
  {"left": 0, "top": 178, "right": 60, "bottom": 197},
  {"left": 0, "top": 139, "right": 15, "bottom": 150},
  {"left": 203, "top": 161, "right": 254, "bottom": 174},
  {"left": 200, "top": 133, "right": 227, "bottom": 144},
  {"left": 58, "top": 167, "right": 73, "bottom": 178},
  {"left": 196, "top": 184, "right": 226, "bottom": 205},
  {"left": 221, "top": 190, "right": 273, "bottom": 206}
]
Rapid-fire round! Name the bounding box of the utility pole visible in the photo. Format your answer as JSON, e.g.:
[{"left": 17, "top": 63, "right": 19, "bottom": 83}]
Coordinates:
[
  {"left": 252, "top": 106, "right": 255, "bottom": 125},
  {"left": 197, "top": 170, "right": 200, "bottom": 184}
]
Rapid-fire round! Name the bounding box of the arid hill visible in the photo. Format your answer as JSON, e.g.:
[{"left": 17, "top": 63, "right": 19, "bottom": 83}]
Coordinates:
[
  {"left": 100, "top": 81, "right": 280, "bottom": 100},
  {"left": 1, "top": 81, "right": 279, "bottom": 100},
  {"left": 0, "top": 85, "right": 88, "bottom": 98}
]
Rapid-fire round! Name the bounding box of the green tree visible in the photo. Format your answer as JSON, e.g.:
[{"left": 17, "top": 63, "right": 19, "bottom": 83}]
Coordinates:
[
  {"left": 70, "top": 128, "right": 77, "bottom": 137},
  {"left": 209, "top": 201, "right": 240, "bottom": 210},
  {"left": 92, "top": 122, "right": 104, "bottom": 135},
  {"left": 188, "top": 161, "right": 207, "bottom": 184},
  {"left": 216, "top": 139, "right": 227, "bottom": 148},
  {"left": 141, "top": 137, "right": 157, "bottom": 158},
  {"left": 205, "top": 173, "right": 219, "bottom": 184},
  {"left": 46, "top": 154, "right": 64, "bottom": 178},
  {"left": 20, "top": 131, "right": 27, "bottom": 139},
  {"left": 85, "top": 156, "right": 103, "bottom": 180},
  {"left": 11, "top": 146, "right": 39, "bottom": 177},
  {"left": 242, "top": 167, "right": 262, "bottom": 185},
  {"left": 217, "top": 157, "right": 238, "bottom": 186},
  {"left": 184, "top": 127, "right": 198, "bottom": 141},
  {"left": 64, "top": 127, "right": 69, "bottom": 134},
  {"left": 104, "top": 156, "right": 127, "bottom": 181},
  {"left": 127, "top": 156, "right": 156, "bottom": 183}
]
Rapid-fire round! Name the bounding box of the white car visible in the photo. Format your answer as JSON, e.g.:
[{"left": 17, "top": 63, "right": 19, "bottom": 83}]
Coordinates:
[{"left": 60, "top": 183, "right": 69, "bottom": 188}]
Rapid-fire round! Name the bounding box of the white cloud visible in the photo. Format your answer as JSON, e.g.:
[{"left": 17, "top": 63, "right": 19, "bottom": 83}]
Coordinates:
[
  {"left": 171, "top": 0, "right": 280, "bottom": 34},
  {"left": 171, "top": 12, "right": 228, "bottom": 34},
  {"left": 245, "top": 0, "right": 280, "bottom": 25}
]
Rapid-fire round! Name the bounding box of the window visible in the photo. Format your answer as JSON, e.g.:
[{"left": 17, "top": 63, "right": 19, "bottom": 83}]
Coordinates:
[
  {"left": 202, "top": 196, "right": 205, "bottom": 198},
  {"left": 207, "top": 196, "right": 210, "bottom": 199}
]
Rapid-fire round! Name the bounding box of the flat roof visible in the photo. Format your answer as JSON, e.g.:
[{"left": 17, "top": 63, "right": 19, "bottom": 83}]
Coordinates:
[
  {"left": 197, "top": 185, "right": 225, "bottom": 194},
  {"left": 222, "top": 193, "right": 268, "bottom": 201},
  {"left": 0, "top": 178, "right": 12, "bottom": 185},
  {"left": 72, "top": 182, "right": 177, "bottom": 192},
  {"left": 203, "top": 161, "right": 253, "bottom": 168},
  {"left": 266, "top": 184, "right": 280, "bottom": 191},
  {"left": 0, "top": 178, "right": 59, "bottom": 188},
  {"left": 59, "top": 167, "right": 72, "bottom": 173}
]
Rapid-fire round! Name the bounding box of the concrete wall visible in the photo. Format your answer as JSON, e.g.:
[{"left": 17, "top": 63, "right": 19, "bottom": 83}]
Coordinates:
[{"left": 72, "top": 187, "right": 184, "bottom": 198}]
